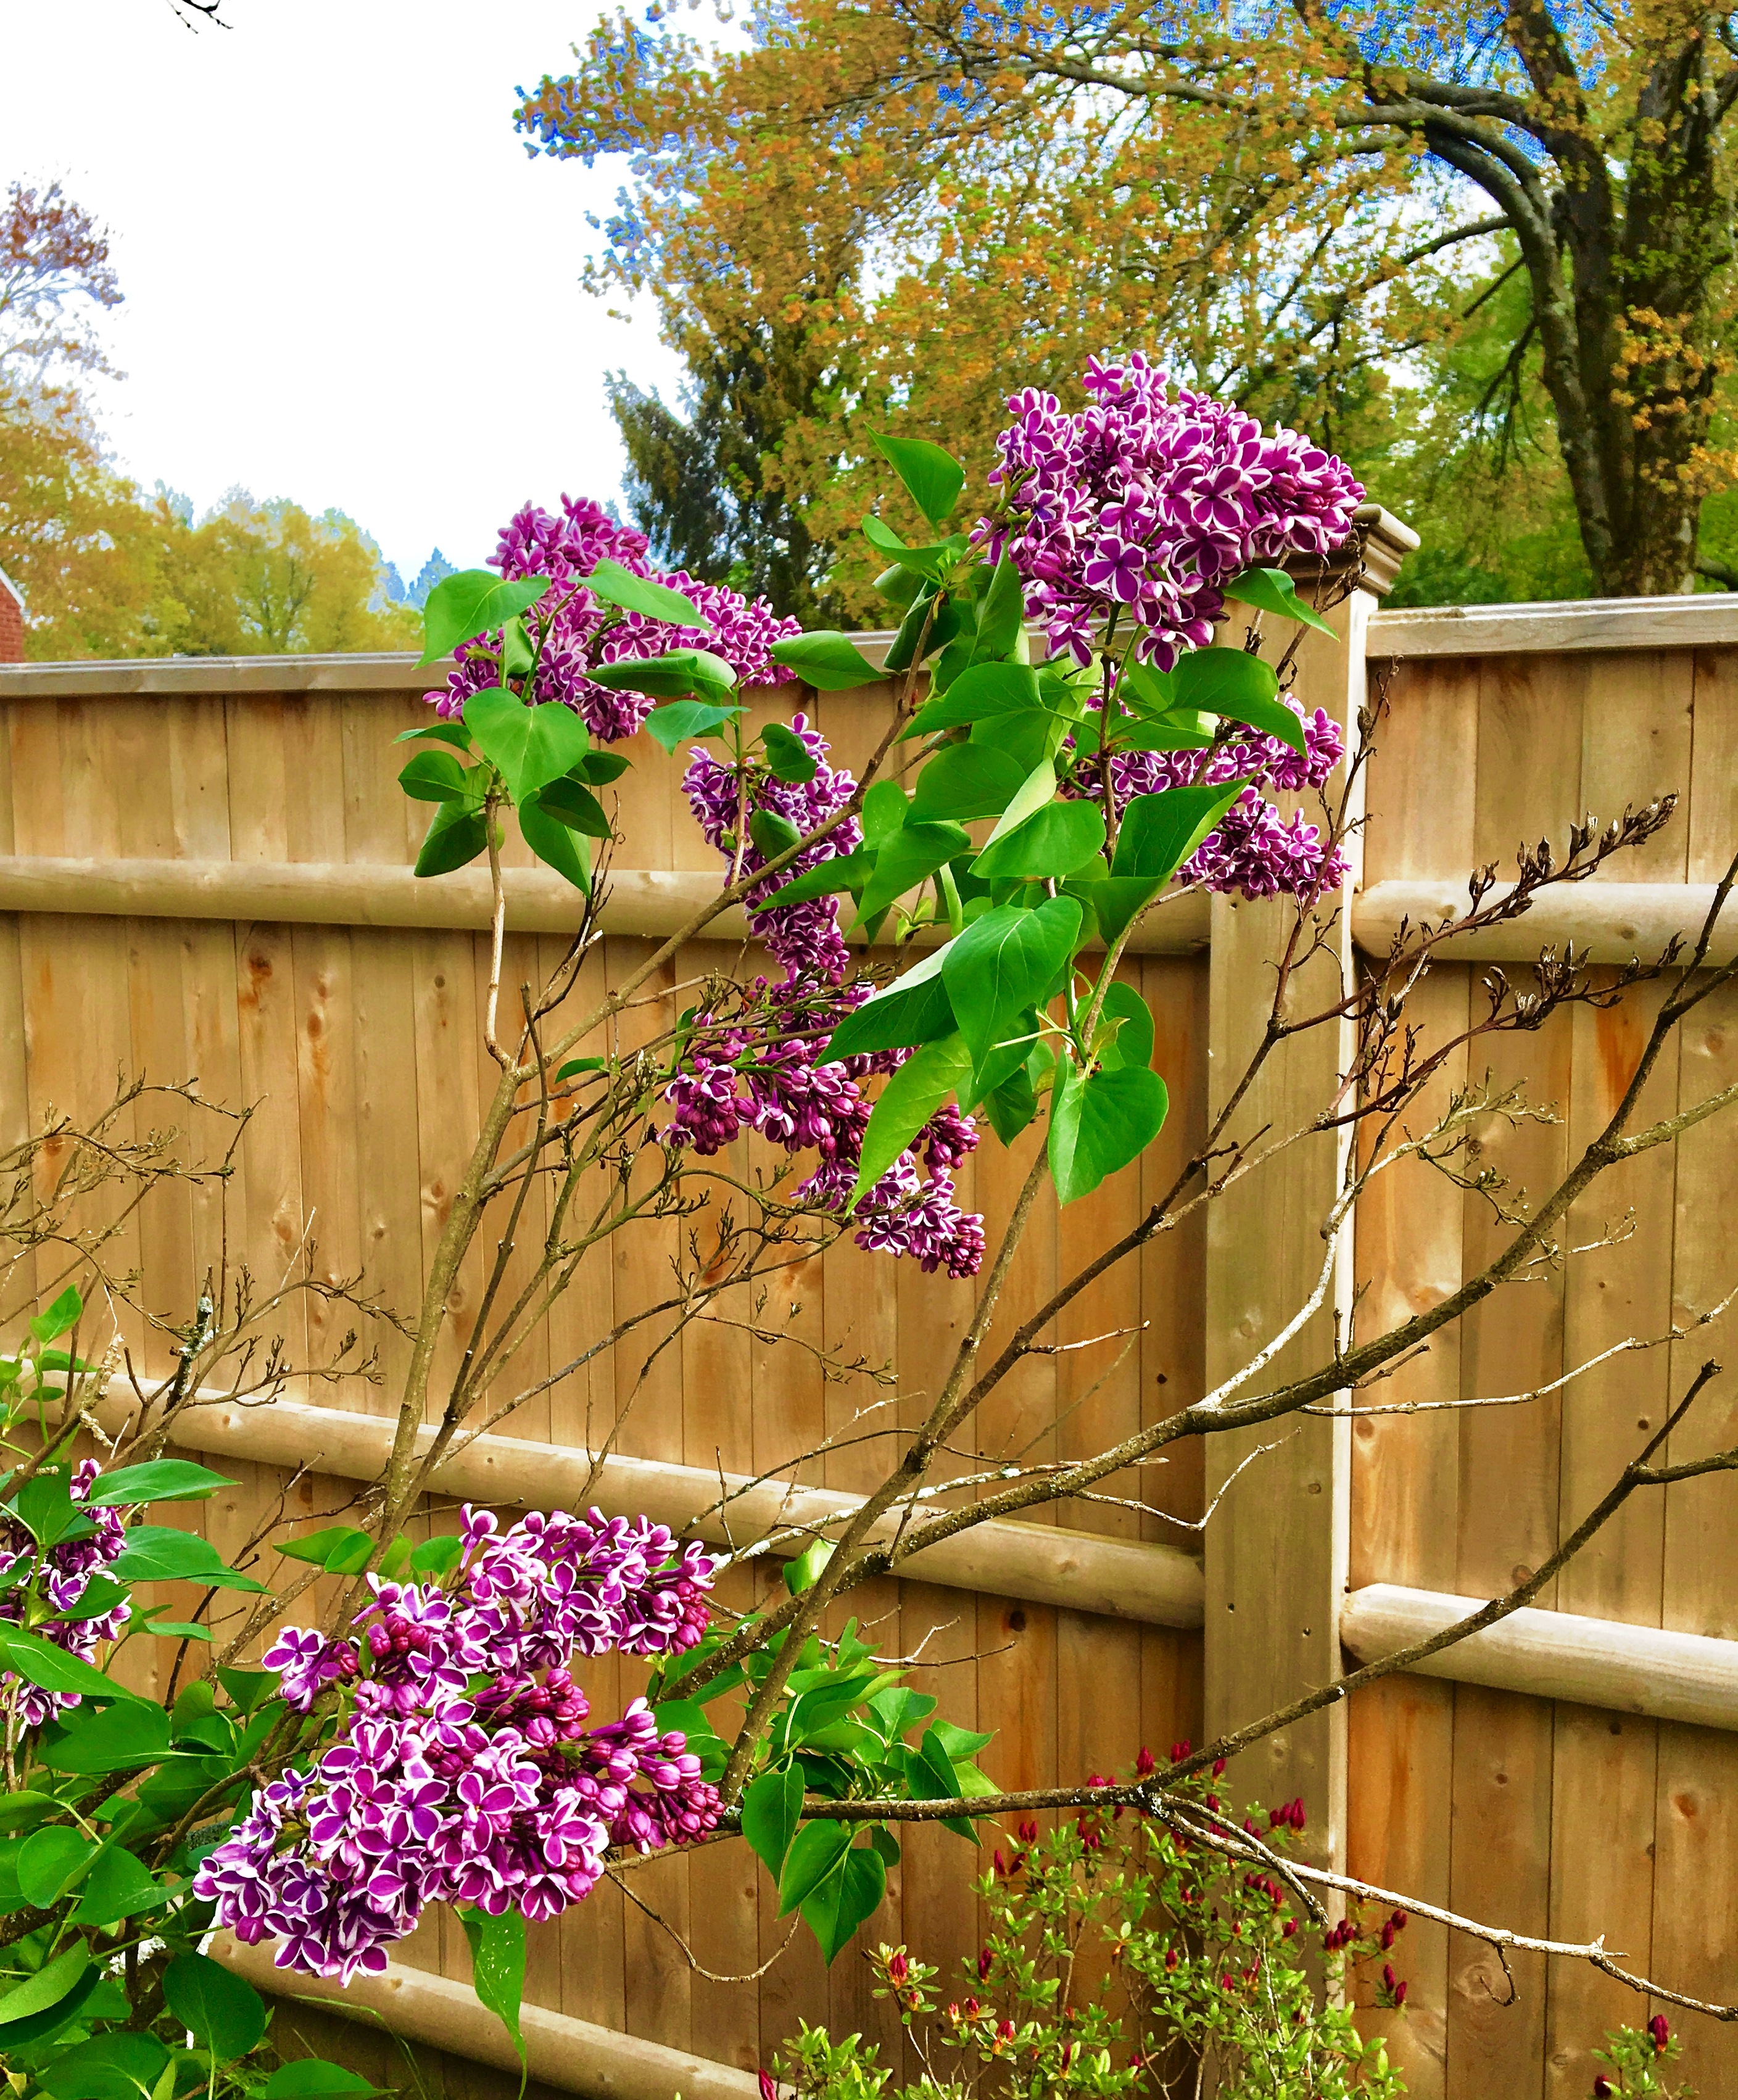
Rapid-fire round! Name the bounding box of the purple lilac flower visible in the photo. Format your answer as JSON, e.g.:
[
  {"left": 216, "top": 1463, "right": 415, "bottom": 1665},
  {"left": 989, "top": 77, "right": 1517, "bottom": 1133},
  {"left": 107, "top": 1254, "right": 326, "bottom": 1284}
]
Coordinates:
[
  {"left": 980, "top": 353, "right": 1364, "bottom": 671},
  {"left": 426, "top": 494, "right": 801, "bottom": 742},
  {"left": 1064, "top": 696, "right": 1349, "bottom": 903},
  {"left": 196, "top": 1505, "right": 722, "bottom": 1982},
  {"left": 0, "top": 1459, "right": 131, "bottom": 1729}
]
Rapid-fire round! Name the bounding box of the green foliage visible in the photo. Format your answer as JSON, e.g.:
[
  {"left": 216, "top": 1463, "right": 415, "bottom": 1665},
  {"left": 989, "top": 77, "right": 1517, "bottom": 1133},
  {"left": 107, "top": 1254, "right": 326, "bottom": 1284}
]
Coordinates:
[
  {"left": 772, "top": 1774, "right": 1411, "bottom": 2098},
  {"left": 1591, "top": 2024, "right": 1696, "bottom": 2097}
]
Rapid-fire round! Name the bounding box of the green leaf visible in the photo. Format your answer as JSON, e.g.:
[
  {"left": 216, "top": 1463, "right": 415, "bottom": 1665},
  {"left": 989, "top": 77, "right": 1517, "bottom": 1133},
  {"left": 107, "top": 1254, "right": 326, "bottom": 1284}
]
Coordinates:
[
  {"left": 909, "top": 743, "right": 1027, "bottom": 824},
  {"left": 869, "top": 431, "right": 965, "bottom": 527},
  {"left": 518, "top": 796, "right": 591, "bottom": 894},
  {"left": 464, "top": 687, "right": 591, "bottom": 806},
  {"left": 904, "top": 661, "right": 1046, "bottom": 739},
  {"left": 72, "top": 1843, "right": 166, "bottom": 1925},
  {"left": 783, "top": 1539, "right": 833, "bottom": 1595},
  {"left": 855, "top": 822, "right": 971, "bottom": 925},
  {"left": 861, "top": 513, "right": 961, "bottom": 583},
  {"left": 530, "top": 775, "right": 611, "bottom": 838},
  {"left": 587, "top": 647, "right": 737, "bottom": 705},
  {"left": 582, "top": 555, "right": 703, "bottom": 626},
  {"left": 750, "top": 848, "right": 872, "bottom": 912},
  {"left": 19, "top": 1824, "right": 97, "bottom": 1904},
  {"left": 643, "top": 698, "right": 742, "bottom": 752},
  {"left": 414, "top": 801, "right": 489, "bottom": 878},
  {"left": 397, "top": 750, "right": 472, "bottom": 804},
  {"left": 1169, "top": 647, "right": 1304, "bottom": 752},
  {"left": 983, "top": 1070, "right": 1039, "bottom": 1145},
  {"left": 972, "top": 800, "right": 1106, "bottom": 882},
  {"left": 1111, "top": 779, "right": 1251, "bottom": 884},
  {"left": 1096, "top": 980, "right": 1156, "bottom": 1072},
  {"left": 419, "top": 571, "right": 551, "bottom": 668},
  {"left": 111, "top": 1525, "right": 267, "bottom": 1592},
  {"left": 40, "top": 1702, "right": 172, "bottom": 1774},
  {"left": 883, "top": 582, "right": 953, "bottom": 675},
  {"left": 0, "top": 1946, "right": 93, "bottom": 2033},
  {"left": 908, "top": 1726, "right": 976, "bottom": 1842},
  {"left": 28, "top": 1285, "right": 83, "bottom": 1345},
  {"left": 862, "top": 779, "right": 910, "bottom": 845},
  {"left": 572, "top": 748, "right": 631, "bottom": 784},
  {"left": 825, "top": 940, "right": 958, "bottom": 1060},
  {"left": 10, "top": 1471, "right": 91, "bottom": 1548},
  {"left": 1222, "top": 564, "right": 1337, "bottom": 637},
  {"left": 852, "top": 1035, "right": 974, "bottom": 1204},
  {"left": 761, "top": 721, "right": 819, "bottom": 782},
  {"left": 970, "top": 553, "right": 1026, "bottom": 661},
  {"left": 1048, "top": 1060, "right": 1170, "bottom": 1207},
  {"left": 749, "top": 808, "right": 805, "bottom": 862},
  {"left": 38, "top": 2032, "right": 170, "bottom": 2100},
  {"left": 942, "top": 898, "right": 1082, "bottom": 1070},
  {"left": 143, "top": 1620, "right": 211, "bottom": 1642},
  {"left": 86, "top": 1461, "right": 236, "bottom": 1508},
  {"left": 216, "top": 1665, "right": 279, "bottom": 1713},
  {"left": 273, "top": 1524, "right": 366, "bottom": 1567},
  {"left": 0, "top": 1791, "right": 60, "bottom": 1835},
  {"left": 408, "top": 1534, "right": 465, "bottom": 1579},
  {"left": 802, "top": 1841, "right": 887, "bottom": 1964},
  {"left": 394, "top": 719, "right": 472, "bottom": 751},
  {"left": 261, "top": 2064, "right": 381, "bottom": 2099},
  {"left": 973, "top": 754, "right": 1056, "bottom": 852},
  {"left": 460, "top": 1905, "right": 526, "bottom": 2070},
  {"left": 769, "top": 630, "right": 883, "bottom": 692},
  {"left": 742, "top": 1765, "right": 806, "bottom": 1879},
  {"left": 777, "top": 1819, "right": 854, "bottom": 1916},
  {"left": 162, "top": 1952, "right": 267, "bottom": 2061},
  {"left": 0, "top": 1625, "right": 145, "bottom": 1701}
]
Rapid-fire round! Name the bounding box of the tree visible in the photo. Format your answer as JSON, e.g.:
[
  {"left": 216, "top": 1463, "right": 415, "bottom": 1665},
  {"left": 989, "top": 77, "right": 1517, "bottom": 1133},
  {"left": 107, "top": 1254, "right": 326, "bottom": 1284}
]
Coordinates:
[
  {"left": 522, "top": 0, "right": 1738, "bottom": 597},
  {"left": 0, "top": 180, "right": 123, "bottom": 382}
]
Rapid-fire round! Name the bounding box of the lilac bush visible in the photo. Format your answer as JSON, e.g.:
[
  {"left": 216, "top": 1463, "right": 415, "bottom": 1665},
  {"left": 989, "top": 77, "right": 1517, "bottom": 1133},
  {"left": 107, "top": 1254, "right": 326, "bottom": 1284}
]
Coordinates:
[{"left": 0, "top": 1457, "right": 130, "bottom": 1729}]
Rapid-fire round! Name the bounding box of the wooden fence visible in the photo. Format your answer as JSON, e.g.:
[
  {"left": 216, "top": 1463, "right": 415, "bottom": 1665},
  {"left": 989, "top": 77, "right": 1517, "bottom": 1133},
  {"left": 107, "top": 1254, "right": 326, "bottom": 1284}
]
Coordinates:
[{"left": 5, "top": 561, "right": 1738, "bottom": 2098}]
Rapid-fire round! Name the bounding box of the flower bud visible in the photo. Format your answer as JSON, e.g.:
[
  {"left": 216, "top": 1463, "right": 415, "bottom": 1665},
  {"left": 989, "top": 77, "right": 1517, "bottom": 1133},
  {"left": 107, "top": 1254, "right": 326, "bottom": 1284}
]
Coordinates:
[
  {"left": 758, "top": 2075, "right": 777, "bottom": 2100},
  {"left": 977, "top": 1948, "right": 993, "bottom": 1981},
  {"left": 1650, "top": 2013, "right": 1671, "bottom": 2053}
]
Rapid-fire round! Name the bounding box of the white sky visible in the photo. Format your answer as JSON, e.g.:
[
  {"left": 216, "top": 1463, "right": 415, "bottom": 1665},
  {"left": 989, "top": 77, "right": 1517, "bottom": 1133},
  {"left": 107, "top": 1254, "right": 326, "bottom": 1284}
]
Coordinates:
[{"left": 6, "top": 0, "right": 684, "bottom": 580}]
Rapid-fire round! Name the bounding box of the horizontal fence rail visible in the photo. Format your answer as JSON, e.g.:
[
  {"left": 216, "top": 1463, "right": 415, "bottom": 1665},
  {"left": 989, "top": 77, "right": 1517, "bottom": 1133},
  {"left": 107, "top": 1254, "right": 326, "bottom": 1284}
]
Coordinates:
[
  {"left": 115, "top": 1392, "right": 1207, "bottom": 1627},
  {"left": 1341, "top": 1586, "right": 1738, "bottom": 1733}
]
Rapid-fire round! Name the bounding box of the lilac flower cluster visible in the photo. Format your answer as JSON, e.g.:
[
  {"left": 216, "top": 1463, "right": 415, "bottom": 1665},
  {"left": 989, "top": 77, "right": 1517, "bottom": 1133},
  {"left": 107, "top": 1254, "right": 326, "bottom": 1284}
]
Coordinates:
[
  {"left": 194, "top": 1505, "right": 721, "bottom": 1982},
  {"left": 670, "top": 714, "right": 987, "bottom": 1277},
  {"left": 981, "top": 353, "right": 1364, "bottom": 670},
  {"left": 0, "top": 1460, "right": 130, "bottom": 1728},
  {"left": 1070, "top": 697, "right": 1350, "bottom": 903},
  {"left": 427, "top": 494, "right": 801, "bottom": 743}
]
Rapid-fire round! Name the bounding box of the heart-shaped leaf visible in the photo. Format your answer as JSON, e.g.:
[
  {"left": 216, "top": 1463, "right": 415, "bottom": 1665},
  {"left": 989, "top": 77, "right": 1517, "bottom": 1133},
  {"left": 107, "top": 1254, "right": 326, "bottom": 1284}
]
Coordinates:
[
  {"left": 162, "top": 1952, "right": 267, "bottom": 2061},
  {"left": 801, "top": 1842, "right": 887, "bottom": 1963},
  {"left": 582, "top": 556, "right": 703, "bottom": 626},
  {"left": 519, "top": 796, "right": 591, "bottom": 893},
  {"left": 777, "top": 1819, "right": 853, "bottom": 1916},
  {"left": 972, "top": 800, "right": 1106, "bottom": 881},
  {"left": 869, "top": 431, "right": 966, "bottom": 527},
  {"left": 419, "top": 571, "right": 550, "bottom": 668},
  {"left": 1112, "top": 779, "right": 1251, "bottom": 884},
  {"left": 1169, "top": 648, "right": 1305, "bottom": 753},
  {"left": 904, "top": 661, "right": 1047, "bottom": 739},
  {"left": 1222, "top": 564, "right": 1337, "bottom": 637},
  {"left": 413, "top": 802, "right": 489, "bottom": 878},
  {"left": 86, "top": 1462, "right": 236, "bottom": 1508},
  {"left": 770, "top": 630, "right": 883, "bottom": 692},
  {"left": 825, "top": 941, "right": 958, "bottom": 1059},
  {"left": 741, "top": 1764, "right": 806, "bottom": 1879},
  {"left": 643, "top": 698, "right": 742, "bottom": 751},
  {"left": 397, "top": 750, "right": 473, "bottom": 804},
  {"left": 464, "top": 687, "right": 591, "bottom": 806},
  {"left": 19, "top": 1825, "right": 97, "bottom": 1905},
  {"left": 910, "top": 743, "right": 1028, "bottom": 823},
  {"left": 1048, "top": 1060, "right": 1170, "bottom": 1206},
  {"left": 852, "top": 1033, "right": 975, "bottom": 1204},
  {"left": 942, "top": 898, "right": 1081, "bottom": 1069}
]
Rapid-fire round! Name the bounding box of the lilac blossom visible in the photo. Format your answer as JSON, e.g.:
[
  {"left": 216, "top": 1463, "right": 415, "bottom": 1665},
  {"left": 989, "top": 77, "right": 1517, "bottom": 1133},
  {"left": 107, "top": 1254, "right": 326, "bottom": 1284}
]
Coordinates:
[
  {"left": 0, "top": 1458, "right": 131, "bottom": 1729},
  {"left": 196, "top": 1505, "right": 721, "bottom": 1982},
  {"left": 426, "top": 493, "right": 801, "bottom": 743},
  {"left": 1064, "top": 696, "right": 1349, "bottom": 903},
  {"left": 980, "top": 353, "right": 1364, "bottom": 671}
]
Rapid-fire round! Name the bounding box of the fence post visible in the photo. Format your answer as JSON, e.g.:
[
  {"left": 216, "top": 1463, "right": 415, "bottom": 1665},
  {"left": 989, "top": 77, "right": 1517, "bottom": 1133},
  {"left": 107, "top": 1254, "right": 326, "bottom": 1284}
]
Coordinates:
[{"left": 1202, "top": 509, "right": 1415, "bottom": 1872}]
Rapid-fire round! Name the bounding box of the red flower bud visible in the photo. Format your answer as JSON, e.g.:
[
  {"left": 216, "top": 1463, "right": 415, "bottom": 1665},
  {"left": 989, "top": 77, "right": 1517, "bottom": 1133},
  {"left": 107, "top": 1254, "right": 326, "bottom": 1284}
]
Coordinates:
[
  {"left": 1593, "top": 2080, "right": 1613, "bottom": 2098},
  {"left": 1394, "top": 1981, "right": 1409, "bottom": 2007},
  {"left": 1206, "top": 1793, "right": 1220, "bottom": 1812},
  {"left": 1283, "top": 1919, "right": 1297, "bottom": 1938},
  {"left": 888, "top": 1951, "right": 908, "bottom": 1983},
  {"left": 996, "top": 2020, "right": 1016, "bottom": 2045},
  {"left": 1165, "top": 1946, "right": 1180, "bottom": 1970},
  {"left": 993, "top": 1849, "right": 1007, "bottom": 1877},
  {"left": 1017, "top": 1820, "right": 1038, "bottom": 1843},
  {"left": 1382, "top": 1964, "right": 1397, "bottom": 1995},
  {"left": 1212, "top": 1757, "right": 1227, "bottom": 1777},
  {"left": 978, "top": 1948, "right": 993, "bottom": 1981},
  {"left": 1650, "top": 2014, "right": 1671, "bottom": 2053},
  {"left": 946, "top": 2002, "right": 961, "bottom": 2022},
  {"left": 1136, "top": 1745, "right": 1156, "bottom": 1776},
  {"left": 1381, "top": 1921, "right": 1396, "bottom": 1950},
  {"left": 1060, "top": 2044, "right": 1074, "bottom": 2071},
  {"left": 963, "top": 1996, "right": 980, "bottom": 2019},
  {"left": 1170, "top": 1739, "right": 1191, "bottom": 1763},
  {"left": 1390, "top": 1909, "right": 1409, "bottom": 1933},
  {"left": 758, "top": 2075, "right": 777, "bottom": 2100}
]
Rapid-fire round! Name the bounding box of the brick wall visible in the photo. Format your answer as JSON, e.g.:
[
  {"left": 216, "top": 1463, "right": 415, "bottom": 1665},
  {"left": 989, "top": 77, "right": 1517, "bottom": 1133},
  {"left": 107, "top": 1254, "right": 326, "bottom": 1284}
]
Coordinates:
[{"left": 0, "top": 570, "right": 23, "bottom": 662}]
